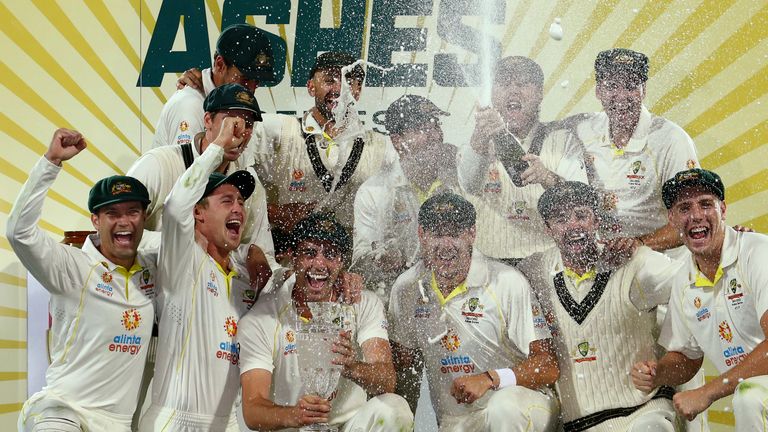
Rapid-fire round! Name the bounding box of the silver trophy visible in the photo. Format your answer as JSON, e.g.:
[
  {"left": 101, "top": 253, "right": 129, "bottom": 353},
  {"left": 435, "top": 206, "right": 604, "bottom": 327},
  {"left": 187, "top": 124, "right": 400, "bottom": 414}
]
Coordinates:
[{"left": 296, "top": 302, "right": 344, "bottom": 432}]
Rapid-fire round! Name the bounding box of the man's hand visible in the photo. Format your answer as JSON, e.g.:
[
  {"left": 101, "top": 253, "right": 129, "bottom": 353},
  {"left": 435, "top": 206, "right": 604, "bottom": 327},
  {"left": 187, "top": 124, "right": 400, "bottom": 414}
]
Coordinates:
[
  {"left": 469, "top": 107, "right": 505, "bottom": 156},
  {"left": 213, "top": 117, "right": 246, "bottom": 153},
  {"left": 44, "top": 128, "right": 87, "bottom": 166},
  {"left": 176, "top": 68, "right": 204, "bottom": 95},
  {"left": 599, "top": 237, "right": 641, "bottom": 270},
  {"left": 247, "top": 244, "right": 273, "bottom": 294},
  {"left": 520, "top": 154, "right": 559, "bottom": 187},
  {"left": 335, "top": 272, "right": 362, "bottom": 304},
  {"left": 673, "top": 388, "right": 713, "bottom": 421},
  {"left": 631, "top": 360, "right": 658, "bottom": 393},
  {"left": 732, "top": 225, "right": 755, "bottom": 233},
  {"left": 332, "top": 330, "right": 356, "bottom": 376},
  {"left": 291, "top": 394, "right": 331, "bottom": 427},
  {"left": 372, "top": 242, "right": 406, "bottom": 274},
  {"left": 450, "top": 373, "right": 493, "bottom": 404}
]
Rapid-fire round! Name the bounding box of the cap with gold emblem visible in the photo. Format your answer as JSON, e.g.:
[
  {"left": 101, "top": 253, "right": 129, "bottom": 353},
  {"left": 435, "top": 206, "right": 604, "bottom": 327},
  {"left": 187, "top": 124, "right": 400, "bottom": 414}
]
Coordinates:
[
  {"left": 381, "top": 94, "right": 450, "bottom": 136},
  {"left": 203, "top": 83, "right": 263, "bottom": 122},
  {"left": 88, "top": 176, "right": 151, "bottom": 213},
  {"left": 216, "top": 23, "right": 275, "bottom": 82},
  {"left": 418, "top": 192, "right": 476, "bottom": 234},
  {"left": 662, "top": 168, "right": 725, "bottom": 209},
  {"left": 291, "top": 212, "right": 352, "bottom": 255},
  {"left": 595, "top": 48, "right": 649, "bottom": 84}
]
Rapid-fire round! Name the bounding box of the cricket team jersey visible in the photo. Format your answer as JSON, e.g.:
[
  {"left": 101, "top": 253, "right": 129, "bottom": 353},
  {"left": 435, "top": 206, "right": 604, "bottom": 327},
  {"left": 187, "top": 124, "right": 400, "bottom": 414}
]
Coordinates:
[
  {"left": 519, "top": 246, "right": 678, "bottom": 423},
  {"left": 458, "top": 122, "right": 587, "bottom": 260},
  {"left": 237, "top": 279, "right": 389, "bottom": 425},
  {"left": 145, "top": 144, "right": 256, "bottom": 427},
  {"left": 352, "top": 157, "right": 461, "bottom": 299},
  {"left": 573, "top": 107, "right": 699, "bottom": 237},
  {"left": 388, "top": 252, "right": 551, "bottom": 421},
  {"left": 151, "top": 68, "right": 215, "bottom": 150},
  {"left": 127, "top": 138, "right": 277, "bottom": 270},
  {"left": 661, "top": 227, "right": 768, "bottom": 373},
  {"left": 252, "top": 112, "right": 394, "bottom": 229},
  {"left": 8, "top": 157, "right": 156, "bottom": 430}
]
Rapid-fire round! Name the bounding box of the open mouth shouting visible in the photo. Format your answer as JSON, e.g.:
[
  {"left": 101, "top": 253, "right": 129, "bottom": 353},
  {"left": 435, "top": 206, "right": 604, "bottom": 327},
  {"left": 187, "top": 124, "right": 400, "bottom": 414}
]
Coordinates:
[
  {"left": 306, "top": 270, "right": 331, "bottom": 294},
  {"left": 113, "top": 230, "right": 135, "bottom": 248},
  {"left": 225, "top": 218, "right": 242, "bottom": 239}
]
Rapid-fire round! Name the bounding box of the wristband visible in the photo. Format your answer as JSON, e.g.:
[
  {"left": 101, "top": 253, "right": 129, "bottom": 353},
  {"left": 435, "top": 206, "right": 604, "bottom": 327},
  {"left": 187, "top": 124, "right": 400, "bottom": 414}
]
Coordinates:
[{"left": 495, "top": 368, "right": 517, "bottom": 389}]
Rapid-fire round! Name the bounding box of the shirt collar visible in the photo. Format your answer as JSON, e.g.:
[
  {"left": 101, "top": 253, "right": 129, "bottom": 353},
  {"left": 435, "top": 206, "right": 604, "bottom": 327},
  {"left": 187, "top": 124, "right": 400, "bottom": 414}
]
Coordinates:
[
  {"left": 594, "top": 105, "right": 651, "bottom": 153},
  {"left": 302, "top": 112, "right": 325, "bottom": 136},
  {"left": 83, "top": 234, "right": 144, "bottom": 273},
  {"left": 684, "top": 226, "right": 738, "bottom": 285},
  {"left": 202, "top": 67, "right": 216, "bottom": 97}
]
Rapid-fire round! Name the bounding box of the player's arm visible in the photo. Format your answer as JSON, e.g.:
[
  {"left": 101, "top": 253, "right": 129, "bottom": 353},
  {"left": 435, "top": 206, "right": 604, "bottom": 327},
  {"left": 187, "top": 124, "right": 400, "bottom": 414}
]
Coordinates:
[
  {"left": 451, "top": 337, "right": 559, "bottom": 404},
  {"left": 7, "top": 129, "right": 88, "bottom": 293},
  {"left": 241, "top": 368, "right": 331, "bottom": 431},
  {"left": 333, "top": 333, "right": 396, "bottom": 395},
  {"left": 673, "top": 311, "right": 768, "bottom": 420},
  {"left": 637, "top": 222, "right": 682, "bottom": 252}
]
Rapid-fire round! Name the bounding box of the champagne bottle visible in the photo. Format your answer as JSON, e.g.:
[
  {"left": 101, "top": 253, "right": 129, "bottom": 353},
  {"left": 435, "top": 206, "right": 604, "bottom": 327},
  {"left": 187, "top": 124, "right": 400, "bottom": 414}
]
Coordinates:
[{"left": 493, "top": 129, "right": 529, "bottom": 187}]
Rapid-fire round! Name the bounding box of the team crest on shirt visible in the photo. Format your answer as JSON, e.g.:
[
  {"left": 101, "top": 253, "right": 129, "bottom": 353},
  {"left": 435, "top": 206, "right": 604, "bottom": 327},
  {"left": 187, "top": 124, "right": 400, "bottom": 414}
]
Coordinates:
[
  {"left": 440, "top": 328, "right": 461, "bottom": 352},
  {"left": 122, "top": 308, "right": 142, "bottom": 331},
  {"left": 570, "top": 340, "right": 598, "bottom": 363},
  {"left": 461, "top": 297, "right": 484, "bottom": 324},
  {"left": 289, "top": 169, "right": 307, "bottom": 192},
  {"left": 506, "top": 200, "right": 530, "bottom": 221},
  {"left": 727, "top": 278, "right": 744, "bottom": 309},
  {"left": 139, "top": 269, "right": 155, "bottom": 297},
  {"left": 242, "top": 289, "right": 257, "bottom": 308},
  {"left": 483, "top": 168, "right": 502, "bottom": 193},
  {"left": 207, "top": 271, "right": 219, "bottom": 297},
  {"left": 718, "top": 321, "right": 733, "bottom": 343},
  {"left": 626, "top": 160, "right": 646, "bottom": 189}
]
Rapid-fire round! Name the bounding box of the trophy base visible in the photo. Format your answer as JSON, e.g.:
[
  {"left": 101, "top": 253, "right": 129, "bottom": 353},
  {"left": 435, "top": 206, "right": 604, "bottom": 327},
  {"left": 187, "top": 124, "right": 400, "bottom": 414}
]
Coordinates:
[{"left": 299, "top": 425, "right": 338, "bottom": 432}]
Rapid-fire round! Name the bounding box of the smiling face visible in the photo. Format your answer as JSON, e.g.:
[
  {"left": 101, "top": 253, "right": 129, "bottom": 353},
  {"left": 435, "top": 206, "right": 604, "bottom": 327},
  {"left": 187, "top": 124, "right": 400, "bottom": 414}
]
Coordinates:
[
  {"left": 390, "top": 120, "right": 444, "bottom": 184},
  {"left": 307, "top": 68, "right": 363, "bottom": 123},
  {"left": 293, "top": 239, "right": 345, "bottom": 302},
  {"left": 194, "top": 184, "right": 246, "bottom": 255},
  {"left": 91, "top": 201, "right": 147, "bottom": 268},
  {"left": 544, "top": 205, "right": 600, "bottom": 268},
  {"left": 596, "top": 75, "right": 646, "bottom": 128},
  {"left": 668, "top": 186, "right": 727, "bottom": 261},
  {"left": 491, "top": 76, "right": 543, "bottom": 138},
  {"left": 418, "top": 226, "right": 474, "bottom": 287}
]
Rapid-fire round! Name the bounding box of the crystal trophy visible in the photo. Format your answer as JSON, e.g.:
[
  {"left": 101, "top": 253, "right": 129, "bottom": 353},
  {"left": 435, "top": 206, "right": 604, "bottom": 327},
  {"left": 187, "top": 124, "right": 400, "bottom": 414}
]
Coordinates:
[{"left": 296, "top": 302, "right": 343, "bottom": 432}]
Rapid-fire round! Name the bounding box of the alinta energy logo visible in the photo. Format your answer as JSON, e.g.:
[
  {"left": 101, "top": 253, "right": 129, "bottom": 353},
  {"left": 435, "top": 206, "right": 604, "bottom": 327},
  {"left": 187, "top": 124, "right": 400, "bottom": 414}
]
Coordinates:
[
  {"left": 108, "top": 308, "right": 143, "bottom": 355},
  {"left": 218, "top": 316, "right": 240, "bottom": 365},
  {"left": 96, "top": 271, "right": 114, "bottom": 297}
]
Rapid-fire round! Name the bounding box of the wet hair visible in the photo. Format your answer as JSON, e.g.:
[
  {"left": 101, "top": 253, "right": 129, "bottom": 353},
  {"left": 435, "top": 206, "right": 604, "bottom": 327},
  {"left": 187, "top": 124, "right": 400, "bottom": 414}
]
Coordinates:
[{"left": 493, "top": 56, "right": 544, "bottom": 87}]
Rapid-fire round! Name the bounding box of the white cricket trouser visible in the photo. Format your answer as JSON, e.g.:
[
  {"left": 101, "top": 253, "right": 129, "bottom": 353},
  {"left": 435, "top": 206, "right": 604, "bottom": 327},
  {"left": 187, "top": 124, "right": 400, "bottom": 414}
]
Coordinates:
[
  {"left": 440, "top": 386, "right": 559, "bottom": 432},
  {"left": 341, "top": 393, "right": 414, "bottom": 432},
  {"left": 575, "top": 398, "right": 675, "bottom": 432},
  {"left": 733, "top": 375, "right": 768, "bottom": 431},
  {"left": 19, "top": 391, "right": 131, "bottom": 432},
  {"left": 139, "top": 405, "right": 238, "bottom": 432}
]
